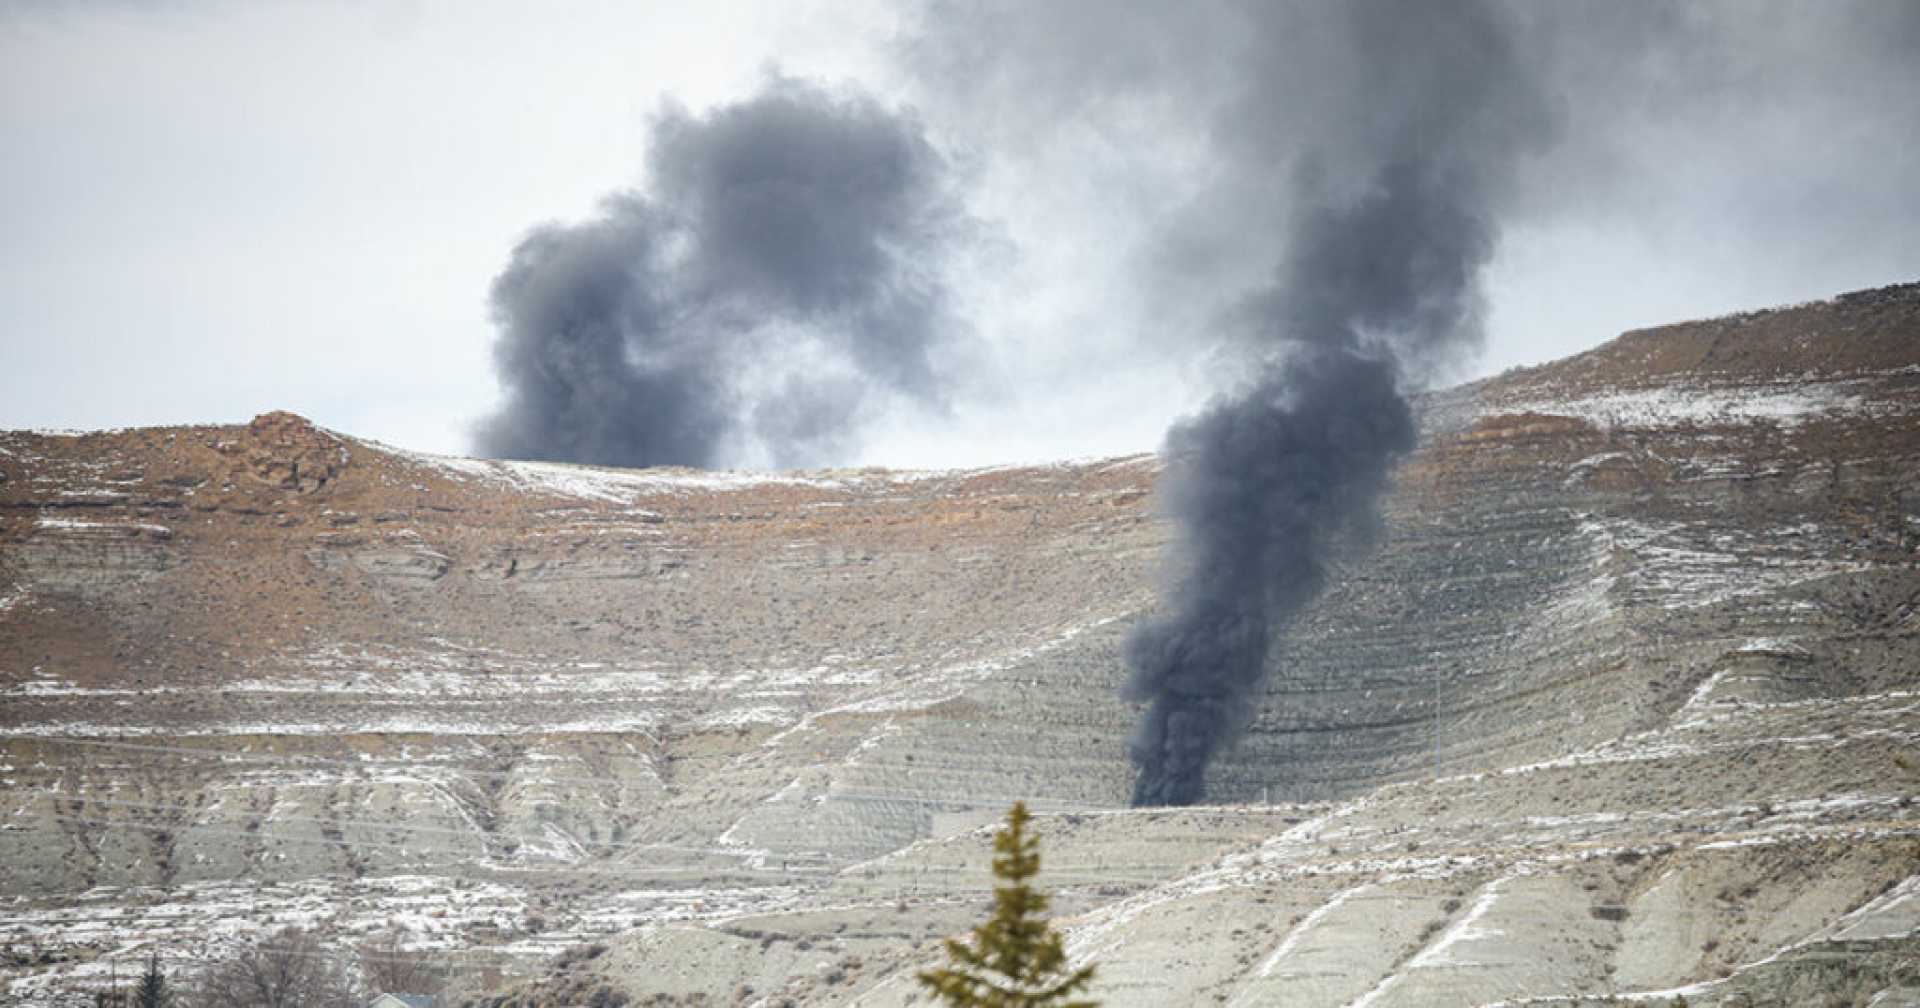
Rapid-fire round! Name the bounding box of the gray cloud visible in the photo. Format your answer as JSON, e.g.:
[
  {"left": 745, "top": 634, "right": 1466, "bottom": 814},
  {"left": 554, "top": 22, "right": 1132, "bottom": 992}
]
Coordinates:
[{"left": 477, "top": 77, "right": 965, "bottom": 469}]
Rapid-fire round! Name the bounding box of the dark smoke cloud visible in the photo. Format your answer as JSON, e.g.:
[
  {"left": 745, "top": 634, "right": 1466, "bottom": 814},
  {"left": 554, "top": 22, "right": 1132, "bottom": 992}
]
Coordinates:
[
  {"left": 1120, "top": 1, "right": 1552, "bottom": 806},
  {"left": 899, "top": 0, "right": 1554, "bottom": 804},
  {"left": 1124, "top": 352, "right": 1416, "bottom": 805},
  {"left": 903, "top": 0, "right": 1918, "bottom": 805},
  {"left": 478, "top": 78, "right": 964, "bottom": 470},
  {"left": 900, "top": 0, "right": 1920, "bottom": 803}
]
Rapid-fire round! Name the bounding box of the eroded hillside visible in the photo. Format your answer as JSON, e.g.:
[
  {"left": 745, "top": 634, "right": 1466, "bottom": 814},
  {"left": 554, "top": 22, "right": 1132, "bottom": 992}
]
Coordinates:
[{"left": 3, "top": 283, "right": 1918, "bottom": 1005}]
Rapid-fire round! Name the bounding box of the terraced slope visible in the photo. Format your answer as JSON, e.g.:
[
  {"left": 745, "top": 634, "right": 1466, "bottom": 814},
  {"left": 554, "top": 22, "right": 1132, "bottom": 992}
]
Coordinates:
[{"left": 2, "top": 282, "right": 1917, "bottom": 1005}]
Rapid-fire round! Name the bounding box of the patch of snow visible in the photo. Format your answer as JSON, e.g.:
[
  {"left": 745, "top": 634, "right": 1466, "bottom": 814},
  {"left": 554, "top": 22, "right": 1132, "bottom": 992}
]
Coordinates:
[
  {"left": 1498, "top": 380, "right": 1864, "bottom": 430},
  {"left": 1730, "top": 637, "right": 1810, "bottom": 657},
  {"left": 1680, "top": 669, "right": 1731, "bottom": 712},
  {"left": 382, "top": 447, "right": 865, "bottom": 502},
  {"left": 34, "top": 517, "right": 171, "bottom": 535},
  {"left": 1249, "top": 883, "right": 1369, "bottom": 982},
  {"left": 1827, "top": 873, "right": 1920, "bottom": 942},
  {"left": 1063, "top": 875, "right": 1240, "bottom": 967},
  {"left": 760, "top": 777, "right": 806, "bottom": 804},
  {"left": 0, "top": 712, "right": 671, "bottom": 737},
  {"left": 694, "top": 706, "right": 795, "bottom": 730},
  {"left": 3, "top": 680, "right": 140, "bottom": 698},
  {"left": 815, "top": 615, "right": 1122, "bottom": 719},
  {"left": 1574, "top": 514, "right": 1865, "bottom": 613},
  {"left": 1416, "top": 875, "right": 1510, "bottom": 964},
  {"left": 1563, "top": 451, "right": 1634, "bottom": 488},
  {"left": 368, "top": 440, "right": 1144, "bottom": 504}
]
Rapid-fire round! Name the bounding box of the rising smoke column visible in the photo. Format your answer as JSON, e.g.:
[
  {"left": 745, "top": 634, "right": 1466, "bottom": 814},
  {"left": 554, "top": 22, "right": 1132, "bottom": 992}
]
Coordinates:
[
  {"left": 478, "top": 78, "right": 963, "bottom": 469},
  {"left": 894, "top": 0, "right": 1920, "bottom": 803},
  {"left": 1123, "top": 1, "right": 1553, "bottom": 806}
]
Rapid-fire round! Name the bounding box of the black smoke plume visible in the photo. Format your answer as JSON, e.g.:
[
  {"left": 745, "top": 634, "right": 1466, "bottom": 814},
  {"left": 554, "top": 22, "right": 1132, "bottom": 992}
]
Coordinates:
[
  {"left": 894, "top": 0, "right": 1920, "bottom": 804},
  {"left": 1124, "top": 352, "right": 1414, "bottom": 805},
  {"left": 1122, "top": 1, "right": 1552, "bottom": 805},
  {"left": 477, "top": 78, "right": 963, "bottom": 469},
  {"left": 898, "top": 0, "right": 1920, "bottom": 805}
]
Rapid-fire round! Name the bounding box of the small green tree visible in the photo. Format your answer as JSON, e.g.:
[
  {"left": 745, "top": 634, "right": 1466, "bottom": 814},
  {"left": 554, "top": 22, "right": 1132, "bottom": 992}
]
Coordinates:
[
  {"left": 134, "top": 952, "right": 170, "bottom": 1008},
  {"left": 917, "top": 801, "right": 1098, "bottom": 1007}
]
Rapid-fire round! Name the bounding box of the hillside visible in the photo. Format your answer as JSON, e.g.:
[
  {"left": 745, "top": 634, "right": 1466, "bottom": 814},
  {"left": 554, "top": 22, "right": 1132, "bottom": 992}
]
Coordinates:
[{"left": 2, "top": 283, "right": 1918, "bottom": 1005}]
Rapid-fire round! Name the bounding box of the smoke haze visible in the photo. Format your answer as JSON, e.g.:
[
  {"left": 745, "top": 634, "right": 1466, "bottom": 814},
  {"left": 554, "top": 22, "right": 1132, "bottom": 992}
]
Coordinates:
[{"left": 478, "top": 78, "right": 964, "bottom": 470}]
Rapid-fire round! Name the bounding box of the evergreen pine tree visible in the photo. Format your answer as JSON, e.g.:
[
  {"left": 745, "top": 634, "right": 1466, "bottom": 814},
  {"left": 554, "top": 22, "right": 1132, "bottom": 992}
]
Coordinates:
[
  {"left": 134, "top": 952, "right": 170, "bottom": 1008},
  {"left": 916, "top": 801, "right": 1098, "bottom": 1007}
]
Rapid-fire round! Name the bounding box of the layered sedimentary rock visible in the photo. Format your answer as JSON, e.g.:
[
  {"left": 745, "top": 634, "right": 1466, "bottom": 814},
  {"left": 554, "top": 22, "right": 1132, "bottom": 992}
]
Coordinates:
[{"left": 2, "top": 284, "right": 1917, "bottom": 1005}]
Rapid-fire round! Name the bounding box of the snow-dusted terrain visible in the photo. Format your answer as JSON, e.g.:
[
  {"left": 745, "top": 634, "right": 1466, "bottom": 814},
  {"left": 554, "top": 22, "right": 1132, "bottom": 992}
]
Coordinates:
[{"left": 3, "top": 283, "right": 1918, "bottom": 1005}]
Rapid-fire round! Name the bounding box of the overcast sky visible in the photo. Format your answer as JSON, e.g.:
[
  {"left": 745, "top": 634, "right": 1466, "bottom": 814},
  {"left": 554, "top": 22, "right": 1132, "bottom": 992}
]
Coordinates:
[{"left": 4, "top": 1, "right": 1917, "bottom": 469}]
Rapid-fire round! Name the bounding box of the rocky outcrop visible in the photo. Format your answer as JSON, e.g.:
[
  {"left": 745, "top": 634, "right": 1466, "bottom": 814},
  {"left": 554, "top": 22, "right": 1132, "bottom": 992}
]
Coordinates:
[
  {"left": 11, "top": 520, "right": 175, "bottom": 596},
  {"left": 239, "top": 410, "right": 348, "bottom": 493}
]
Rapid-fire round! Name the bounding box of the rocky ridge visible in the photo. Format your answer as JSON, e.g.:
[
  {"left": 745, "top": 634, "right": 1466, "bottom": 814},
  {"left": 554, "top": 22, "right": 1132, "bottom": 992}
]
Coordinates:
[{"left": 2, "top": 282, "right": 1918, "bottom": 1005}]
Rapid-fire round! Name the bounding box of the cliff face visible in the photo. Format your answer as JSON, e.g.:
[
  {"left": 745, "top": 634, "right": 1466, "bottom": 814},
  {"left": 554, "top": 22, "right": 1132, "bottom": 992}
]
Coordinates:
[{"left": 3, "top": 284, "right": 1918, "bottom": 1006}]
